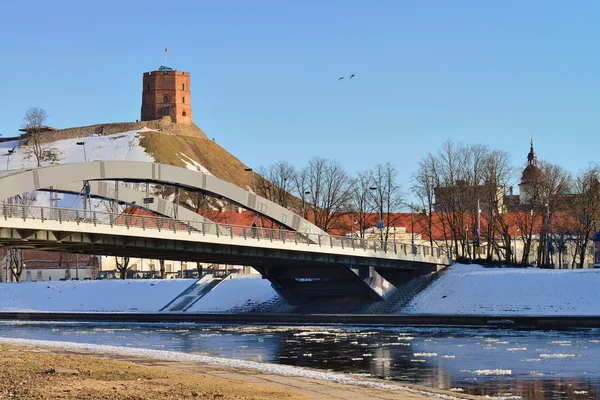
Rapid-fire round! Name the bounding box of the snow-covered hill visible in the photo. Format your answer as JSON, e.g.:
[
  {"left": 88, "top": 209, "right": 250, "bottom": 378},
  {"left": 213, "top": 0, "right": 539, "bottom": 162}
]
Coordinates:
[
  {"left": 0, "top": 129, "right": 207, "bottom": 173},
  {"left": 0, "top": 126, "right": 258, "bottom": 196}
]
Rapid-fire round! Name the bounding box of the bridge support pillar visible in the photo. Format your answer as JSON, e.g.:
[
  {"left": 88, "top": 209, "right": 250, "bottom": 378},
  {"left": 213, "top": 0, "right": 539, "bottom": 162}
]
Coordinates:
[{"left": 255, "top": 264, "right": 397, "bottom": 305}]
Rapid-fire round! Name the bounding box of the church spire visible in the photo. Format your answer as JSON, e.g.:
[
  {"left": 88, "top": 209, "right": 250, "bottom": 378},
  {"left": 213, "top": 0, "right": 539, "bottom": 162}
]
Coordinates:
[{"left": 527, "top": 133, "right": 537, "bottom": 167}]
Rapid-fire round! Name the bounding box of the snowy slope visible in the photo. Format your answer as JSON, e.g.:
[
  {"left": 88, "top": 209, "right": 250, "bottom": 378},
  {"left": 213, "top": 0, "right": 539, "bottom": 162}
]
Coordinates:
[
  {"left": 0, "top": 279, "right": 194, "bottom": 312},
  {"left": 186, "top": 275, "right": 279, "bottom": 313},
  {"left": 0, "top": 129, "right": 154, "bottom": 169},
  {"left": 3, "top": 266, "right": 600, "bottom": 316},
  {"left": 403, "top": 264, "right": 600, "bottom": 316}
]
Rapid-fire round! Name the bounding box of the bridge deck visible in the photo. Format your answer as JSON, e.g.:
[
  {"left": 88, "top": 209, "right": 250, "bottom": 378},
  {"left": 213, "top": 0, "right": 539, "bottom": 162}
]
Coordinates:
[{"left": 0, "top": 204, "right": 451, "bottom": 269}]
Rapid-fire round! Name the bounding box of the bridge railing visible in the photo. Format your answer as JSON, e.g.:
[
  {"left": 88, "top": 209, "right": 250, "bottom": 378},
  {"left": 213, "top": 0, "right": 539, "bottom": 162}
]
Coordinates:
[{"left": 0, "top": 204, "right": 451, "bottom": 261}]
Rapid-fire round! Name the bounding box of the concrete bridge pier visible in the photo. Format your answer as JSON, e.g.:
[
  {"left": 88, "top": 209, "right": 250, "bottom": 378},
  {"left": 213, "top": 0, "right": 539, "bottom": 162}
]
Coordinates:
[{"left": 254, "top": 264, "right": 397, "bottom": 305}]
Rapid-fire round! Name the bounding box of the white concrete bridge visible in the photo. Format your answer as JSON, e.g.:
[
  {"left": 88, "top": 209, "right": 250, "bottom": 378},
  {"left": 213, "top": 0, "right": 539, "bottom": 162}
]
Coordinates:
[{"left": 0, "top": 161, "right": 452, "bottom": 304}]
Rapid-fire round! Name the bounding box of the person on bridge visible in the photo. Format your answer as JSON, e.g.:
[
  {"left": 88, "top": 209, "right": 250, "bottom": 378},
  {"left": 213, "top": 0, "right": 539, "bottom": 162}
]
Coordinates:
[{"left": 251, "top": 222, "right": 258, "bottom": 238}]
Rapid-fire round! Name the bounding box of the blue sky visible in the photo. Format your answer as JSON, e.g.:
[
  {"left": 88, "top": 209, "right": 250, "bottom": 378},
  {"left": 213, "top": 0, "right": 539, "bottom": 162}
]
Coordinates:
[{"left": 2, "top": 0, "right": 598, "bottom": 192}]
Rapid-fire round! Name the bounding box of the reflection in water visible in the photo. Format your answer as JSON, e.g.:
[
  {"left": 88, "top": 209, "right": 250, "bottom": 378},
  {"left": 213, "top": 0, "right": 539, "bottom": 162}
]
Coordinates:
[{"left": 1, "top": 322, "right": 600, "bottom": 399}]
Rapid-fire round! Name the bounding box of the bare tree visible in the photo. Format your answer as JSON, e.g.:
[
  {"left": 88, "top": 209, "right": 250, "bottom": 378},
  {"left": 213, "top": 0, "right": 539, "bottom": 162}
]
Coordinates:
[
  {"left": 537, "top": 161, "right": 573, "bottom": 266},
  {"left": 300, "top": 157, "right": 351, "bottom": 232},
  {"left": 481, "top": 149, "right": 514, "bottom": 262},
  {"left": 413, "top": 142, "right": 516, "bottom": 261},
  {"left": 369, "top": 163, "right": 405, "bottom": 242},
  {"left": 159, "top": 259, "right": 166, "bottom": 279},
  {"left": 115, "top": 256, "right": 130, "bottom": 280},
  {"left": 23, "top": 107, "right": 48, "bottom": 167},
  {"left": 516, "top": 160, "right": 572, "bottom": 266},
  {"left": 571, "top": 165, "right": 600, "bottom": 268},
  {"left": 348, "top": 171, "right": 374, "bottom": 239},
  {"left": 256, "top": 161, "right": 297, "bottom": 209},
  {"left": 293, "top": 168, "right": 311, "bottom": 219},
  {"left": 7, "top": 249, "right": 24, "bottom": 282},
  {"left": 412, "top": 153, "right": 438, "bottom": 248}
]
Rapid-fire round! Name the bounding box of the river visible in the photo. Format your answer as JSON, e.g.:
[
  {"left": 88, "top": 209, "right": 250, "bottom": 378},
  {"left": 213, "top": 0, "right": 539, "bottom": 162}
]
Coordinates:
[{"left": 1, "top": 321, "right": 598, "bottom": 399}]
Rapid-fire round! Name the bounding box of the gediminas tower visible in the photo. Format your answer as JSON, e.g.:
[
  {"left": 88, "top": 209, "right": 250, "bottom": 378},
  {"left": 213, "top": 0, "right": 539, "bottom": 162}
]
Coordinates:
[{"left": 141, "top": 65, "right": 192, "bottom": 124}]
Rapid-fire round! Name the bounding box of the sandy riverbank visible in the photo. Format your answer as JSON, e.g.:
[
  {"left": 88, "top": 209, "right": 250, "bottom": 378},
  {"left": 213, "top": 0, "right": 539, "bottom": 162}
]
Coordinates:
[{"left": 0, "top": 343, "right": 479, "bottom": 399}]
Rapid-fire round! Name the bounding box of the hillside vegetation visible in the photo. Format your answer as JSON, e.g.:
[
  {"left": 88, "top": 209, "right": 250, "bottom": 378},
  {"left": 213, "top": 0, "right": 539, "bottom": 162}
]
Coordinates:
[{"left": 138, "top": 131, "right": 256, "bottom": 191}]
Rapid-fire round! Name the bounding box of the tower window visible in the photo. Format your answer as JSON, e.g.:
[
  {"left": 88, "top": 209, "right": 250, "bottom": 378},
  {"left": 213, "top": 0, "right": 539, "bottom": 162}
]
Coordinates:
[
  {"left": 182, "top": 111, "right": 187, "bottom": 117},
  {"left": 163, "top": 95, "right": 168, "bottom": 103},
  {"left": 182, "top": 97, "right": 185, "bottom": 104},
  {"left": 164, "top": 107, "right": 170, "bottom": 116},
  {"left": 181, "top": 83, "right": 185, "bottom": 90},
  {"left": 147, "top": 84, "right": 150, "bottom": 91}
]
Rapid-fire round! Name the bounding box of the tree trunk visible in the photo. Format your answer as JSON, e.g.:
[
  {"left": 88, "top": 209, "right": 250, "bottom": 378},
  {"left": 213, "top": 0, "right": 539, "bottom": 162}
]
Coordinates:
[{"left": 159, "top": 259, "right": 165, "bottom": 279}]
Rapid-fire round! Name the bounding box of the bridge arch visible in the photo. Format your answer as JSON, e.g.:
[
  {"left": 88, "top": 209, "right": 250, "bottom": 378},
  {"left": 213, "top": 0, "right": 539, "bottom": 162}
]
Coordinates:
[{"left": 0, "top": 161, "right": 327, "bottom": 236}]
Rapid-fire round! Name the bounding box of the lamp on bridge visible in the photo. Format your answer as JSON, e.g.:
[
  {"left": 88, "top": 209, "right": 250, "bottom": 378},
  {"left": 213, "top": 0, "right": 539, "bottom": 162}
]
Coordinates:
[
  {"left": 409, "top": 203, "right": 417, "bottom": 255},
  {"left": 302, "top": 191, "right": 311, "bottom": 219},
  {"left": 5, "top": 149, "right": 13, "bottom": 171},
  {"left": 244, "top": 167, "right": 258, "bottom": 227},
  {"left": 369, "top": 186, "right": 384, "bottom": 248},
  {"left": 76, "top": 142, "right": 87, "bottom": 162},
  {"left": 243, "top": 168, "right": 256, "bottom": 193}
]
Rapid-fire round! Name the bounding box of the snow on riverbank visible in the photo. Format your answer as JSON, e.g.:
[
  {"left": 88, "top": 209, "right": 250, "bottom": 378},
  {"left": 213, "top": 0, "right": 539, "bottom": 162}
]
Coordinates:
[
  {"left": 0, "top": 280, "right": 194, "bottom": 312},
  {"left": 3, "top": 264, "right": 600, "bottom": 316},
  {"left": 187, "top": 275, "right": 279, "bottom": 313},
  {"left": 404, "top": 264, "right": 600, "bottom": 316},
  {"left": 0, "top": 338, "right": 467, "bottom": 400}
]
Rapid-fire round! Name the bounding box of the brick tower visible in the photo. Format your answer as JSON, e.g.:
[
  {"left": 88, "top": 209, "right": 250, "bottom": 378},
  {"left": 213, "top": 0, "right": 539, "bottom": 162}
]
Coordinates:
[{"left": 141, "top": 66, "right": 192, "bottom": 124}]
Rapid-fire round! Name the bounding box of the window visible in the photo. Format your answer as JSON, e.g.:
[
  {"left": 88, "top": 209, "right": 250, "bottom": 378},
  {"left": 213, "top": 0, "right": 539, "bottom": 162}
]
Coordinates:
[
  {"left": 182, "top": 97, "right": 185, "bottom": 104},
  {"left": 182, "top": 111, "right": 187, "bottom": 117},
  {"left": 163, "top": 95, "right": 168, "bottom": 103},
  {"left": 147, "top": 84, "right": 151, "bottom": 91},
  {"left": 181, "top": 83, "right": 185, "bottom": 90},
  {"left": 164, "top": 107, "right": 170, "bottom": 116}
]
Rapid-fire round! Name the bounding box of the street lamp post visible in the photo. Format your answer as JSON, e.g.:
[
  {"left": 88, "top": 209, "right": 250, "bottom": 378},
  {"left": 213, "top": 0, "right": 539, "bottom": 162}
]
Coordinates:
[
  {"left": 76, "top": 142, "right": 87, "bottom": 162},
  {"left": 369, "top": 186, "right": 384, "bottom": 249},
  {"left": 411, "top": 203, "right": 416, "bottom": 255},
  {"left": 244, "top": 168, "right": 256, "bottom": 193},
  {"left": 465, "top": 226, "right": 469, "bottom": 258},
  {"left": 514, "top": 224, "right": 519, "bottom": 264},
  {"left": 77, "top": 142, "right": 89, "bottom": 216},
  {"left": 301, "top": 190, "right": 310, "bottom": 219},
  {"left": 542, "top": 187, "right": 551, "bottom": 265},
  {"left": 476, "top": 199, "right": 481, "bottom": 259},
  {"left": 244, "top": 168, "right": 259, "bottom": 227},
  {"left": 6, "top": 149, "right": 13, "bottom": 171}
]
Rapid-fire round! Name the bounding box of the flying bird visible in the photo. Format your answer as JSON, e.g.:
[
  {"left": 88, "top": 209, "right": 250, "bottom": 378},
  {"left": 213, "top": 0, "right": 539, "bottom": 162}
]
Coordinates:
[
  {"left": 350, "top": 74, "right": 355, "bottom": 79},
  {"left": 338, "top": 76, "right": 344, "bottom": 81}
]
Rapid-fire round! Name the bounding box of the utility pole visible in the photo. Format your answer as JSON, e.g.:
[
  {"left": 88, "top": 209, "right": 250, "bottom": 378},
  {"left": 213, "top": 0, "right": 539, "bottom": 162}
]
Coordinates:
[
  {"left": 514, "top": 224, "right": 519, "bottom": 264},
  {"left": 465, "top": 226, "right": 469, "bottom": 258},
  {"left": 302, "top": 190, "right": 311, "bottom": 219},
  {"left": 476, "top": 199, "right": 481, "bottom": 259},
  {"left": 411, "top": 203, "right": 416, "bottom": 254},
  {"left": 546, "top": 188, "right": 551, "bottom": 266},
  {"left": 6, "top": 149, "right": 13, "bottom": 171},
  {"left": 369, "top": 187, "right": 384, "bottom": 249},
  {"left": 244, "top": 168, "right": 260, "bottom": 227}
]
